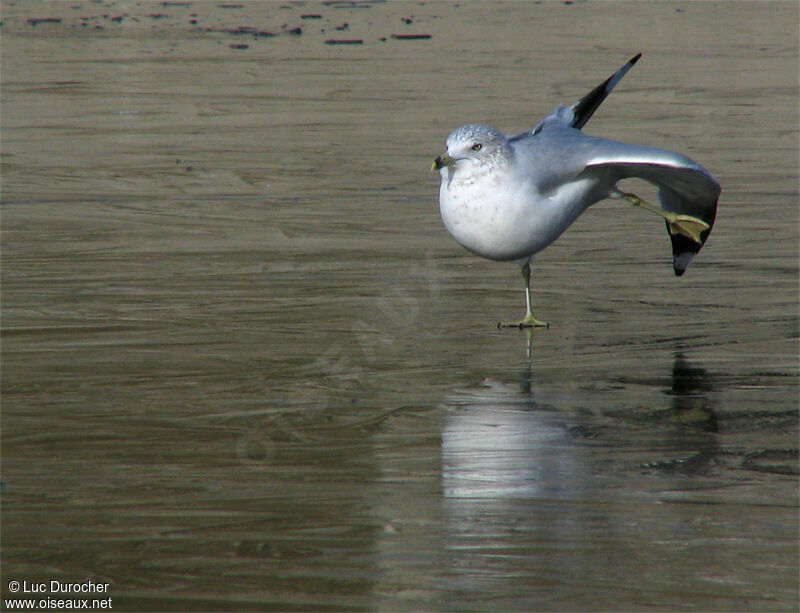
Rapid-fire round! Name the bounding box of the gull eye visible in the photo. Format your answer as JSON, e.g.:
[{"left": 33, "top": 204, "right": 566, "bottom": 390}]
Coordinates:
[{"left": 471, "top": 143, "right": 482, "bottom": 151}]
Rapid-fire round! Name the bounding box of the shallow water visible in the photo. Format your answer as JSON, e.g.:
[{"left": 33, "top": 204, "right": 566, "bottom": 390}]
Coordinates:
[{"left": 2, "top": 1, "right": 798, "bottom": 611}]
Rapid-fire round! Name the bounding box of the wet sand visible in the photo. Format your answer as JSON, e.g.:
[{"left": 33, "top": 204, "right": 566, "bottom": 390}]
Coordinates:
[{"left": 2, "top": 1, "right": 798, "bottom": 611}]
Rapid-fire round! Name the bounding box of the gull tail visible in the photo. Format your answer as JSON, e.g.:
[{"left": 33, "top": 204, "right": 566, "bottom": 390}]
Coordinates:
[{"left": 571, "top": 53, "right": 641, "bottom": 130}]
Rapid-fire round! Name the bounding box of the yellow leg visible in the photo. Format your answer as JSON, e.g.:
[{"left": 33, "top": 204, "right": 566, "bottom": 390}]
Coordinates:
[
  {"left": 498, "top": 262, "right": 550, "bottom": 329},
  {"left": 615, "top": 190, "right": 709, "bottom": 244}
]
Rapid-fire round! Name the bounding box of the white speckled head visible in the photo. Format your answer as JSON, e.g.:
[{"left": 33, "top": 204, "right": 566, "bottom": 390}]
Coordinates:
[{"left": 443, "top": 124, "right": 512, "bottom": 170}]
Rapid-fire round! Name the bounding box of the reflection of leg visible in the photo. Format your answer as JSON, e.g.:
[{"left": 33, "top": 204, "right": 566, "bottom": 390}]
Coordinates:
[
  {"left": 614, "top": 189, "right": 708, "bottom": 244},
  {"left": 498, "top": 262, "right": 550, "bottom": 329}
]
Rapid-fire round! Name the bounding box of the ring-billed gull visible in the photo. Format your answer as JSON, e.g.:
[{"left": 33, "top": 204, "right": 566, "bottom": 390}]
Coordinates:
[{"left": 432, "top": 54, "right": 720, "bottom": 328}]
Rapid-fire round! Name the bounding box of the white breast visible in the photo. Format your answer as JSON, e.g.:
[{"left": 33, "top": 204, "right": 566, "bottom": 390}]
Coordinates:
[{"left": 439, "top": 170, "right": 598, "bottom": 262}]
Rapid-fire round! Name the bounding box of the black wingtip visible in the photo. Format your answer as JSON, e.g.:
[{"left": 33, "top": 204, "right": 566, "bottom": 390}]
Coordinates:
[{"left": 570, "top": 53, "right": 643, "bottom": 130}]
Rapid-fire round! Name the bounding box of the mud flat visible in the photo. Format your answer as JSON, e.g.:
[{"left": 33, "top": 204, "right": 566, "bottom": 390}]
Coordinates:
[{"left": 2, "top": 1, "right": 798, "bottom": 611}]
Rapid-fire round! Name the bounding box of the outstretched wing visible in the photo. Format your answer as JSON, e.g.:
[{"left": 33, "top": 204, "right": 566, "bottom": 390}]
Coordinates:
[
  {"left": 583, "top": 139, "right": 720, "bottom": 275},
  {"left": 509, "top": 53, "right": 720, "bottom": 275}
]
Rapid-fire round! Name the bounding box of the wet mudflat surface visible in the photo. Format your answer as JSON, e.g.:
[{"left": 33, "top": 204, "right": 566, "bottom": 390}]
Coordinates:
[{"left": 1, "top": 1, "right": 798, "bottom": 611}]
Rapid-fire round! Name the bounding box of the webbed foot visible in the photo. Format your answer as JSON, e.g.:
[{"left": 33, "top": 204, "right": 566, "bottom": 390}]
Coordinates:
[
  {"left": 616, "top": 190, "right": 708, "bottom": 244},
  {"left": 498, "top": 313, "right": 550, "bottom": 329},
  {"left": 664, "top": 213, "right": 709, "bottom": 244}
]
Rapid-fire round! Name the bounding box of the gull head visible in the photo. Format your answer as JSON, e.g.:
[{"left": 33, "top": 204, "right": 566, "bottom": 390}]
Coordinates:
[{"left": 432, "top": 124, "right": 511, "bottom": 175}]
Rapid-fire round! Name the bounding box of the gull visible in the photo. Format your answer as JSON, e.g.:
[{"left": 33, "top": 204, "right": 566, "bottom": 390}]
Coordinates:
[{"left": 432, "top": 53, "right": 720, "bottom": 328}]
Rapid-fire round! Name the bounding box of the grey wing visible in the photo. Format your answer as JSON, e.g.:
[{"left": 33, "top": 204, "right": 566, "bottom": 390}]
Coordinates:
[
  {"left": 509, "top": 127, "right": 602, "bottom": 193},
  {"left": 583, "top": 138, "right": 720, "bottom": 276}
]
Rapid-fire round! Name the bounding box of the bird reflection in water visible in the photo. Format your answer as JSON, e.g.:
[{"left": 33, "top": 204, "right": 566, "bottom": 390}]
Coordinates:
[
  {"left": 442, "top": 344, "right": 720, "bottom": 501},
  {"left": 668, "top": 353, "right": 718, "bottom": 433},
  {"left": 441, "top": 332, "right": 587, "bottom": 501}
]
